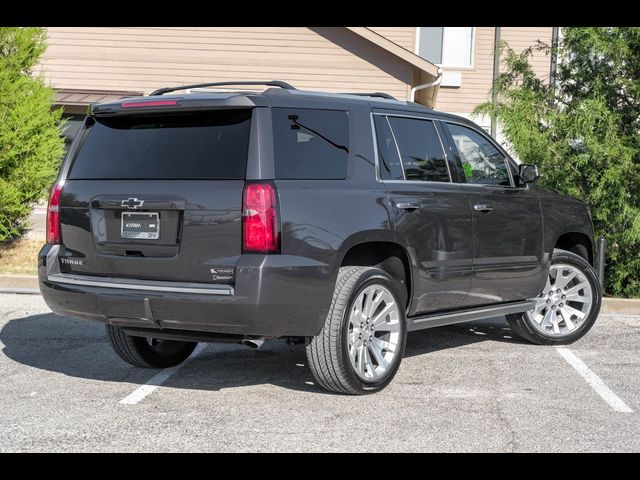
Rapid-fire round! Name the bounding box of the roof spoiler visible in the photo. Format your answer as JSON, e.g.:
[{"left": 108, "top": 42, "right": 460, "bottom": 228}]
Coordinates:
[{"left": 90, "top": 95, "right": 261, "bottom": 116}]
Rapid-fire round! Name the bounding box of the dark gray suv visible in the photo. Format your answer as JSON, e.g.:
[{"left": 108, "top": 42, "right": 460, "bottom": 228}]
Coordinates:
[{"left": 38, "top": 81, "right": 603, "bottom": 394}]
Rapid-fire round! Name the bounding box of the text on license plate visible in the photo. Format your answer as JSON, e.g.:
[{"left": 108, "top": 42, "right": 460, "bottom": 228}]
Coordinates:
[{"left": 121, "top": 212, "right": 160, "bottom": 240}]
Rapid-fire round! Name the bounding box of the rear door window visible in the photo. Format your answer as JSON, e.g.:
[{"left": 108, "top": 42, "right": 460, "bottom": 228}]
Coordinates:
[
  {"left": 387, "top": 117, "right": 450, "bottom": 183},
  {"left": 69, "top": 110, "right": 252, "bottom": 180},
  {"left": 272, "top": 108, "right": 349, "bottom": 179}
]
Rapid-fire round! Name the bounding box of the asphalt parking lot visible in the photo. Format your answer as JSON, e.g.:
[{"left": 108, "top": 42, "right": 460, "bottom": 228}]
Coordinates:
[{"left": 0, "top": 292, "right": 638, "bottom": 452}]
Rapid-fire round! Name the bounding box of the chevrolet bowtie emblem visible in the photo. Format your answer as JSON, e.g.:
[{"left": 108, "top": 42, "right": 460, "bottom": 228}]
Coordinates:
[{"left": 121, "top": 198, "right": 144, "bottom": 209}]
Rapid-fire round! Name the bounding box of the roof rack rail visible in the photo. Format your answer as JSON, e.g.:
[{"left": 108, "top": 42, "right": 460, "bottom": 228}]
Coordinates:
[
  {"left": 150, "top": 81, "right": 297, "bottom": 96},
  {"left": 340, "top": 92, "right": 398, "bottom": 100}
]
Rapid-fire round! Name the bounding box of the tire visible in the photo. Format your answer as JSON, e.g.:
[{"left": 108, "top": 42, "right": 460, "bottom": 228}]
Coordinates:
[
  {"left": 106, "top": 324, "right": 198, "bottom": 368},
  {"left": 506, "top": 248, "right": 602, "bottom": 345},
  {"left": 306, "top": 266, "right": 407, "bottom": 394}
]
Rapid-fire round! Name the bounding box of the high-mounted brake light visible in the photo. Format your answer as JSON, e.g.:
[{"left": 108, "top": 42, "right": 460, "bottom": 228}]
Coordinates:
[
  {"left": 46, "top": 181, "right": 64, "bottom": 245},
  {"left": 242, "top": 183, "right": 280, "bottom": 253},
  {"left": 121, "top": 100, "right": 178, "bottom": 108}
]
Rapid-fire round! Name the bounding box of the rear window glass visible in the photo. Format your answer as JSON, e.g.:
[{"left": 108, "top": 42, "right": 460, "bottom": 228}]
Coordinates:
[
  {"left": 69, "top": 110, "right": 252, "bottom": 180},
  {"left": 272, "top": 108, "right": 349, "bottom": 180}
]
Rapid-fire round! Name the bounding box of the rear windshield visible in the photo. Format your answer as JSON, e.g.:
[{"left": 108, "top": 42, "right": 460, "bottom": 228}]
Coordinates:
[{"left": 69, "top": 110, "right": 252, "bottom": 180}]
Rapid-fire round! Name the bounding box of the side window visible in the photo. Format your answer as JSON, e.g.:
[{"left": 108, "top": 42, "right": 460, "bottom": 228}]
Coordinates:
[
  {"left": 373, "top": 115, "right": 404, "bottom": 180},
  {"left": 387, "top": 117, "right": 450, "bottom": 182},
  {"left": 448, "top": 124, "right": 511, "bottom": 186},
  {"left": 272, "top": 108, "right": 349, "bottom": 180}
]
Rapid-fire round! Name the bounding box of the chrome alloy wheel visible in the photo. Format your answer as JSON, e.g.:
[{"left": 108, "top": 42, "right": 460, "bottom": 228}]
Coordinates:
[
  {"left": 347, "top": 284, "right": 401, "bottom": 381},
  {"left": 527, "top": 263, "right": 594, "bottom": 336}
]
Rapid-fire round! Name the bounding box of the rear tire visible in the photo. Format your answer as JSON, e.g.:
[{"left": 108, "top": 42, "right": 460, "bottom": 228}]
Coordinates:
[
  {"left": 106, "top": 324, "right": 198, "bottom": 368},
  {"left": 306, "top": 266, "right": 407, "bottom": 394},
  {"left": 507, "top": 248, "right": 601, "bottom": 345}
]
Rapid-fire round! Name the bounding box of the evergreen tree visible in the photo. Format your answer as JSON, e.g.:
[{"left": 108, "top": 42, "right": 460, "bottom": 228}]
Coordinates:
[
  {"left": 0, "top": 27, "right": 65, "bottom": 241},
  {"left": 476, "top": 27, "right": 640, "bottom": 297}
]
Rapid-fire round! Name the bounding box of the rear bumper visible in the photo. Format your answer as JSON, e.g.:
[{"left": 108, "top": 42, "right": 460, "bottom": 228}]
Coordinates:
[{"left": 38, "top": 245, "right": 336, "bottom": 337}]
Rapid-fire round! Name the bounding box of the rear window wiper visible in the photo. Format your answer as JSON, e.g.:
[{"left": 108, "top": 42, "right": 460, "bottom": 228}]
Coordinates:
[{"left": 288, "top": 115, "right": 349, "bottom": 153}]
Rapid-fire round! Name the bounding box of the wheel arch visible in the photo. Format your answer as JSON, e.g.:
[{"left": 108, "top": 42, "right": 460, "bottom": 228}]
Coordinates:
[
  {"left": 339, "top": 241, "right": 413, "bottom": 310},
  {"left": 554, "top": 231, "right": 594, "bottom": 265}
]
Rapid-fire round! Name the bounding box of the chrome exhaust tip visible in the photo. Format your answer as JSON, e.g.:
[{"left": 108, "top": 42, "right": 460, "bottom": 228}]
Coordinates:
[{"left": 241, "top": 337, "right": 265, "bottom": 349}]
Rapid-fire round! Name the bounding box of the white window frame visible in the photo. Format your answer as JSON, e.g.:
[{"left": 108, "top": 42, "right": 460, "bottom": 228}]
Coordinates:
[{"left": 415, "top": 27, "right": 476, "bottom": 69}]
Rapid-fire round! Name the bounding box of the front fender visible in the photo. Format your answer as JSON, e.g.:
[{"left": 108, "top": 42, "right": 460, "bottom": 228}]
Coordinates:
[{"left": 539, "top": 190, "right": 596, "bottom": 263}]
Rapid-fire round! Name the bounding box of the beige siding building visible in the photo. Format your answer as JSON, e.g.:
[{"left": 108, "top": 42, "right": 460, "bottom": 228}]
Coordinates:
[
  {"left": 39, "top": 27, "right": 555, "bottom": 143},
  {"left": 373, "top": 27, "right": 555, "bottom": 124}
]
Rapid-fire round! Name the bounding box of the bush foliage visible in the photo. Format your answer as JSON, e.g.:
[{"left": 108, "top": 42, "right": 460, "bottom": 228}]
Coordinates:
[
  {"left": 476, "top": 27, "right": 640, "bottom": 297},
  {"left": 0, "top": 27, "right": 64, "bottom": 241}
]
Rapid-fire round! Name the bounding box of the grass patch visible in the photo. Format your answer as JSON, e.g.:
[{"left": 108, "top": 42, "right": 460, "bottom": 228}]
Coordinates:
[{"left": 0, "top": 237, "right": 42, "bottom": 276}]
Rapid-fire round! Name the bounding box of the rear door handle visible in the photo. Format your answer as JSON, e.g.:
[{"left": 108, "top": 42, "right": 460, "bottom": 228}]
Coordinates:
[
  {"left": 473, "top": 203, "right": 494, "bottom": 213},
  {"left": 395, "top": 201, "right": 421, "bottom": 211}
]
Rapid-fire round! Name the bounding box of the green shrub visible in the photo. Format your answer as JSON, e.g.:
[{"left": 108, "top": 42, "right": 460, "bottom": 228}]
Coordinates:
[
  {"left": 476, "top": 27, "right": 640, "bottom": 297},
  {"left": 0, "top": 27, "right": 65, "bottom": 241}
]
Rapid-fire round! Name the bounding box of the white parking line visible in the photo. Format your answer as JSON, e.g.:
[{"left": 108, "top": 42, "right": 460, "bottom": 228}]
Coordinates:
[
  {"left": 120, "top": 343, "right": 206, "bottom": 405},
  {"left": 556, "top": 347, "right": 633, "bottom": 413}
]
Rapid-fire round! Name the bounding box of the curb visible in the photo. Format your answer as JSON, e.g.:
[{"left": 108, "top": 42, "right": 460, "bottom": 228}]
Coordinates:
[
  {"left": 0, "top": 275, "right": 39, "bottom": 290},
  {"left": 0, "top": 288, "right": 40, "bottom": 295},
  {"left": 0, "top": 274, "right": 39, "bottom": 293},
  {"left": 601, "top": 297, "right": 640, "bottom": 316}
]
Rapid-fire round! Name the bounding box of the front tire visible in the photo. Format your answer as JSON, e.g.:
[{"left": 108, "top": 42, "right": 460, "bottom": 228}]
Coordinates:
[
  {"left": 106, "top": 324, "right": 198, "bottom": 368},
  {"left": 306, "top": 266, "right": 407, "bottom": 394},
  {"left": 507, "top": 248, "right": 602, "bottom": 345}
]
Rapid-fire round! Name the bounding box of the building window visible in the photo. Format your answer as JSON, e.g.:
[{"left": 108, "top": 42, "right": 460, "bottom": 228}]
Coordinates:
[{"left": 417, "top": 27, "right": 475, "bottom": 68}]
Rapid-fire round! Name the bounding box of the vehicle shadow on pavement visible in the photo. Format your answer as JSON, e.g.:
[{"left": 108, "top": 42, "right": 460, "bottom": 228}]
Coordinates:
[
  {"left": 404, "top": 316, "right": 526, "bottom": 358},
  {"left": 0, "top": 313, "right": 527, "bottom": 394}
]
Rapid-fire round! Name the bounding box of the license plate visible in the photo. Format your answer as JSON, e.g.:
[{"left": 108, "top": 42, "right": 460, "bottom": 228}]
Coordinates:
[{"left": 121, "top": 212, "right": 160, "bottom": 240}]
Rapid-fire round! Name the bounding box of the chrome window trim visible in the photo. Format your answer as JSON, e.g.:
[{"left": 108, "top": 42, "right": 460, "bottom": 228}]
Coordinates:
[
  {"left": 370, "top": 112, "right": 454, "bottom": 185},
  {"left": 378, "top": 179, "right": 468, "bottom": 186},
  {"left": 374, "top": 111, "right": 442, "bottom": 122},
  {"left": 370, "top": 113, "right": 382, "bottom": 183},
  {"left": 431, "top": 120, "right": 454, "bottom": 182},
  {"left": 385, "top": 116, "right": 407, "bottom": 181}
]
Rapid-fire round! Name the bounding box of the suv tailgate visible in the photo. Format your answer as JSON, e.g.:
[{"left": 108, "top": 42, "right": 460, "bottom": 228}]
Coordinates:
[{"left": 57, "top": 108, "right": 253, "bottom": 285}]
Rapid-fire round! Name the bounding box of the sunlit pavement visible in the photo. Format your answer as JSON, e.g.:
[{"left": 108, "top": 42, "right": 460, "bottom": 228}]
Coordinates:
[{"left": 0, "top": 293, "right": 638, "bottom": 452}]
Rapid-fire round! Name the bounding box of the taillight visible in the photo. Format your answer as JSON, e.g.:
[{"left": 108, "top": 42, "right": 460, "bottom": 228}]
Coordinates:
[
  {"left": 46, "top": 181, "right": 64, "bottom": 245},
  {"left": 242, "top": 182, "right": 280, "bottom": 253}
]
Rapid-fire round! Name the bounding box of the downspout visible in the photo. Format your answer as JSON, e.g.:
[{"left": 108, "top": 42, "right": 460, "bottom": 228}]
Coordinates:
[
  {"left": 491, "top": 26, "right": 501, "bottom": 138},
  {"left": 550, "top": 26, "right": 560, "bottom": 92},
  {"left": 410, "top": 68, "right": 443, "bottom": 105}
]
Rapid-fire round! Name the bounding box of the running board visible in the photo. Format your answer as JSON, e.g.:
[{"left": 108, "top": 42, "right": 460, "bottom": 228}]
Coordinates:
[{"left": 407, "top": 300, "right": 536, "bottom": 332}]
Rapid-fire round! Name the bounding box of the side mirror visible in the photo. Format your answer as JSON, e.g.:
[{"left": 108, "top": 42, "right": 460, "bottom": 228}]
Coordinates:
[{"left": 519, "top": 164, "right": 541, "bottom": 184}]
